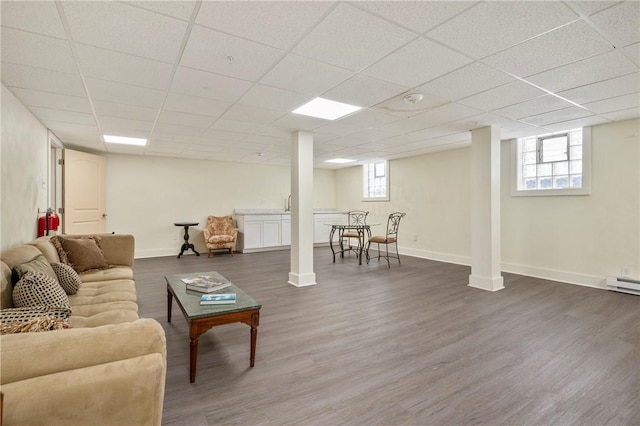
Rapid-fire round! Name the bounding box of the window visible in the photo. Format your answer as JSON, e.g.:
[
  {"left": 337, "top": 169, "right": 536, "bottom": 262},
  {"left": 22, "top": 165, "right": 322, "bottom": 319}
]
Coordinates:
[
  {"left": 512, "top": 127, "right": 591, "bottom": 196},
  {"left": 363, "top": 160, "right": 389, "bottom": 201}
]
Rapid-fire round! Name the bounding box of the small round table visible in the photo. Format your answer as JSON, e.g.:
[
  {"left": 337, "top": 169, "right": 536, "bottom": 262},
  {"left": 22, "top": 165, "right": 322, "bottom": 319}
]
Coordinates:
[{"left": 174, "top": 222, "right": 200, "bottom": 258}]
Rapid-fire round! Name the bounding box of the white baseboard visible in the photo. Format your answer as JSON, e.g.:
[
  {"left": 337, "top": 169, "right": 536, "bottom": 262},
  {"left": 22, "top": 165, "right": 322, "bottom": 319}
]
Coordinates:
[
  {"left": 135, "top": 248, "right": 180, "bottom": 259},
  {"left": 399, "top": 246, "right": 471, "bottom": 266}
]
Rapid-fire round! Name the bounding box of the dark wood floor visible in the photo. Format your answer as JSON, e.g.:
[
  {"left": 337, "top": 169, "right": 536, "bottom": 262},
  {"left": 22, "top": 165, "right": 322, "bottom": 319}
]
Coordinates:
[{"left": 134, "top": 248, "right": 639, "bottom": 426}]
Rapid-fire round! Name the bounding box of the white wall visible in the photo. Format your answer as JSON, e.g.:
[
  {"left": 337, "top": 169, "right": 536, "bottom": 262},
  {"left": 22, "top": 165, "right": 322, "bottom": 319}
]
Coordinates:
[
  {"left": 106, "top": 154, "right": 336, "bottom": 257},
  {"left": 0, "top": 84, "right": 49, "bottom": 250},
  {"left": 501, "top": 119, "right": 640, "bottom": 287},
  {"left": 335, "top": 148, "right": 472, "bottom": 265},
  {"left": 334, "top": 119, "right": 640, "bottom": 288}
]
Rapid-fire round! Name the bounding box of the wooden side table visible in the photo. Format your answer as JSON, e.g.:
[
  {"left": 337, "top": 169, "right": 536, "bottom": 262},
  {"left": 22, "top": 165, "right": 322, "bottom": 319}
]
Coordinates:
[{"left": 174, "top": 222, "right": 200, "bottom": 258}]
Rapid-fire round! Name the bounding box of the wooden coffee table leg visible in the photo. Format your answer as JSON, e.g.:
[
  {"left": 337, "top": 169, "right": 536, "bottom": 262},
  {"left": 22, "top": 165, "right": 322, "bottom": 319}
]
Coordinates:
[
  {"left": 189, "top": 336, "right": 198, "bottom": 383},
  {"left": 249, "top": 311, "right": 259, "bottom": 368},
  {"left": 167, "top": 289, "right": 173, "bottom": 322}
]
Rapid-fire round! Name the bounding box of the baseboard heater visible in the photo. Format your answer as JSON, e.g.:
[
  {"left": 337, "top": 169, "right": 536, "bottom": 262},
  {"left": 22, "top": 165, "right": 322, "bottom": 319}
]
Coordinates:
[{"left": 606, "top": 276, "right": 640, "bottom": 295}]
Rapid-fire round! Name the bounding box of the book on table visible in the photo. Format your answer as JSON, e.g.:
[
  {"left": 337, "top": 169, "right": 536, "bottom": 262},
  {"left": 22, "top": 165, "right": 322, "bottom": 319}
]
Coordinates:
[
  {"left": 200, "top": 293, "right": 237, "bottom": 305},
  {"left": 181, "top": 276, "right": 231, "bottom": 293}
]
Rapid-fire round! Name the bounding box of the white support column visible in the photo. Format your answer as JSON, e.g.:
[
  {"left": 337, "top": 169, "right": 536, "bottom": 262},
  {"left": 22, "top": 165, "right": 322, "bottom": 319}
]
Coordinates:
[
  {"left": 288, "top": 131, "right": 316, "bottom": 287},
  {"left": 469, "top": 125, "right": 504, "bottom": 292}
]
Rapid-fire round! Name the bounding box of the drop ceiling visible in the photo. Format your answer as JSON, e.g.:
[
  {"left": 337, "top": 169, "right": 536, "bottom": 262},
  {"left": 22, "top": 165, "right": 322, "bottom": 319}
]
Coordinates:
[{"left": 1, "top": 1, "right": 639, "bottom": 168}]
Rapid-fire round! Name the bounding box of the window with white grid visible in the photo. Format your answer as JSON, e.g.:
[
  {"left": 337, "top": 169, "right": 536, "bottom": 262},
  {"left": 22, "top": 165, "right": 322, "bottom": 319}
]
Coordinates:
[
  {"left": 362, "top": 160, "right": 389, "bottom": 201},
  {"left": 512, "top": 127, "right": 591, "bottom": 196}
]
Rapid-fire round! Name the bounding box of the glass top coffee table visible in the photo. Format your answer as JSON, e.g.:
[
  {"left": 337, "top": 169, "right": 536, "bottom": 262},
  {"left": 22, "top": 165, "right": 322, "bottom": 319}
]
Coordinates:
[{"left": 165, "top": 271, "right": 261, "bottom": 383}]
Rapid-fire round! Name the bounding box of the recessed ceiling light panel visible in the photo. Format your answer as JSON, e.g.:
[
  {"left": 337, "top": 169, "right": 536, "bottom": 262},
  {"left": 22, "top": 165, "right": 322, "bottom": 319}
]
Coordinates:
[
  {"left": 293, "top": 97, "right": 361, "bottom": 120},
  {"left": 325, "top": 158, "right": 356, "bottom": 164},
  {"left": 103, "top": 135, "right": 147, "bottom": 146}
]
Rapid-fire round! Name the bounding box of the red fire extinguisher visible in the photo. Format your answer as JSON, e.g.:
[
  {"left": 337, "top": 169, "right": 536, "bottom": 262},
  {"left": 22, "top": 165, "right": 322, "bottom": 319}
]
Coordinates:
[{"left": 38, "top": 209, "right": 60, "bottom": 237}]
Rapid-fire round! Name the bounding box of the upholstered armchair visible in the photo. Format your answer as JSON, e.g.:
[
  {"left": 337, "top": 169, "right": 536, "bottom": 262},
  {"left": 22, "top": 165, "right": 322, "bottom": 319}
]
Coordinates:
[{"left": 203, "top": 216, "right": 238, "bottom": 257}]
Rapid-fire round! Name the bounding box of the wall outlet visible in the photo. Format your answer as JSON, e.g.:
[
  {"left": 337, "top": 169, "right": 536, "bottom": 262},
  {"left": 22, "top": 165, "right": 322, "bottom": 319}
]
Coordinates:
[
  {"left": 621, "top": 266, "right": 632, "bottom": 277},
  {"left": 412, "top": 233, "right": 418, "bottom": 242}
]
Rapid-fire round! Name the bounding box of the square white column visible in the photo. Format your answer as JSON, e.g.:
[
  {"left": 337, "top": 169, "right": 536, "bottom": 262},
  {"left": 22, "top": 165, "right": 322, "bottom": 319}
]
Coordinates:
[
  {"left": 469, "top": 125, "right": 504, "bottom": 291},
  {"left": 288, "top": 131, "right": 316, "bottom": 287}
]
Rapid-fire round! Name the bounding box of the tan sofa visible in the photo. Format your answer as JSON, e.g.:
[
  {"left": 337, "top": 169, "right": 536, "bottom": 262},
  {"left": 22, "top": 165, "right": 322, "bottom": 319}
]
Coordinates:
[{"left": 0, "top": 234, "right": 166, "bottom": 426}]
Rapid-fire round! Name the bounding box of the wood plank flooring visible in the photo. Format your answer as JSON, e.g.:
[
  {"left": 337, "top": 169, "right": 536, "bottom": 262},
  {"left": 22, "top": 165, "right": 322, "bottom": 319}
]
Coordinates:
[{"left": 134, "top": 249, "right": 640, "bottom": 425}]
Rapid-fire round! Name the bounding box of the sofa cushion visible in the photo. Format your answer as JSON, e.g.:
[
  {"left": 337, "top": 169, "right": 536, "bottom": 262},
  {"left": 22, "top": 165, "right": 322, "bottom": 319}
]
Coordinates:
[
  {"left": 0, "top": 306, "right": 72, "bottom": 323},
  {"left": 12, "top": 254, "right": 58, "bottom": 286},
  {"left": 58, "top": 237, "right": 110, "bottom": 273},
  {"left": 51, "top": 263, "right": 82, "bottom": 295},
  {"left": 1, "top": 316, "right": 71, "bottom": 334},
  {"left": 13, "top": 271, "right": 70, "bottom": 309},
  {"left": 79, "top": 266, "right": 133, "bottom": 283}
]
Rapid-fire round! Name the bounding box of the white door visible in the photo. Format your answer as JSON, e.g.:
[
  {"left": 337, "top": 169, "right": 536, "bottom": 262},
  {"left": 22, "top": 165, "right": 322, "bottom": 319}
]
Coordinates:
[{"left": 63, "top": 149, "right": 106, "bottom": 234}]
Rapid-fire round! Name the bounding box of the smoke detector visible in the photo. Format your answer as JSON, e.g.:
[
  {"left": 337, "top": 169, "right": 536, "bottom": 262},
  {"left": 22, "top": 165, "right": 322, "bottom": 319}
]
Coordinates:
[{"left": 403, "top": 93, "right": 424, "bottom": 105}]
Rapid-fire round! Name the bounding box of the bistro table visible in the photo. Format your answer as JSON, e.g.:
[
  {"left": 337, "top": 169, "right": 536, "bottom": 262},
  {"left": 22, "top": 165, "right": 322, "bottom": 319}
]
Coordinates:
[{"left": 326, "top": 222, "right": 378, "bottom": 265}]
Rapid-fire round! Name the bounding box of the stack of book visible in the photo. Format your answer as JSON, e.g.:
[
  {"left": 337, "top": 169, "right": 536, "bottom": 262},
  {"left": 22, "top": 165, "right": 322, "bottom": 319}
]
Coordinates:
[
  {"left": 181, "top": 276, "right": 231, "bottom": 293},
  {"left": 200, "top": 293, "right": 236, "bottom": 305}
]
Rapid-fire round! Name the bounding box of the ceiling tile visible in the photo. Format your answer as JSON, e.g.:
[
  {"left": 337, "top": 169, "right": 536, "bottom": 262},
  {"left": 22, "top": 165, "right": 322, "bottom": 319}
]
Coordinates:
[
  {"left": 93, "top": 101, "right": 157, "bottom": 122},
  {"left": 293, "top": 3, "right": 415, "bottom": 71},
  {"left": 154, "top": 122, "right": 204, "bottom": 137},
  {"left": 41, "top": 121, "right": 100, "bottom": 141},
  {"left": 105, "top": 144, "right": 146, "bottom": 155},
  {"left": 544, "top": 115, "right": 612, "bottom": 131},
  {"left": 158, "top": 110, "right": 216, "bottom": 128},
  {"left": 211, "top": 119, "right": 262, "bottom": 133},
  {"left": 570, "top": 1, "right": 620, "bottom": 16},
  {"left": 520, "top": 106, "right": 595, "bottom": 126},
  {"left": 415, "top": 62, "right": 513, "bottom": 102},
  {"left": 589, "top": 1, "right": 640, "bottom": 47},
  {"left": 29, "top": 106, "right": 95, "bottom": 126},
  {"left": 527, "top": 50, "right": 638, "bottom": 93},
  {"left": 426, "top": 1, "right": 578, "bottom": 58},
  {"left": 181, "top": 25, "right": 284, "bottom": 82},
  {"left": 1, "top": 63, "right": 85, "bottom": 96},
  {"left": 1, "top": 1, "right": 67, "bottom": 38},
  {"left": 99, "top": 116, "right": 153, "bottom": 132},
  {"left": 1, "top": 28, "right": 76, "bottom": 73},
  {"left": 458, "top": 81, "right": 546, "bottom": 111},
  {"left": 338, "top": 109, "right": 402, "bottom": 129},
  {"left": 347, "top": 128, "right": 399, "bottom": 141},
  {"left": 199, "top": 128, "right": 248, "bottom": 142},
  {"left": 61, "top": 1, "right": 188, "bottom": 62},
  {"left": 244, "top": 134, "right": 287, "bottom": 146},
  {"left": 170, "top": 67, "right": 252, "bottom": 103},
  {"left": 500, "top": 122, "right": 550, "bottom": 139},
  {"left": 260, "top": 54, "right": 353, "bottom": 97},
  {"left": 195, "top": 1, "right": 333, "bottom": 50},
  {"left": 411, "top": 102, "right": 484, "bottom": 126},
  {"left": 583, "top": 93, "right": 640, "bottom": 114},
  {"left": 492, "top": 95, "right": 576, "bottom": 120},
  {"left": 85, "top": 78, "right": 165, "bottom": 108},
  {"left": 75, "top": 44, "right": 173, "bottom": 90},
  {"left": 364, "top": 37, "right": 473, "bottom": 88},
  {"left": 270, "top": 113, "right": 328, "bottom": 131},
  {"left": 123, "top": 1, "right": 197, "bottom": 21},
  {"left": 9, "top": 88, "right": 91, "bottom": 113},
  {"left": 603, "top": 107, "right": 640, "bottom": 121},
  {"left": 558, "top": 73, "right": 640, "bottom": 104},
  {"left": 238, "top": 84, "right": 310, "bottom": 112},
  {"left": 313, "top": 122, "right": 363, "bottom": 137},
  {"left": 375, "top": 117, "right": 432, "bottom": 133},
  {"left": 483, "top": 21, "right": 613, "bottom": 77},
  {"left": 624, "top": 42, "right": 640, "bottom": 64},
  {"left": 322, "top": 74, "right": 407, "bottom": 108},
  {"left": 221, "top": 104, "right": 284, "bottom": 125},
  {"left": 356, "top": 1, "right": 477, "bottom": 33},
  {"left": 163, "top": 93, "right": 230, "bottom": 117},
  {"left": 374, "top": 93, "right": 449, "bottom": 117}
]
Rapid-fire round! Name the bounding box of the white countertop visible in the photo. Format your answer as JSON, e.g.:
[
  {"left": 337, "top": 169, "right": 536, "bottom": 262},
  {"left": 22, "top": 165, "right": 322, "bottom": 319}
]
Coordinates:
[{"left": 234, "top": 209, "right": 347, "bottom": 215}]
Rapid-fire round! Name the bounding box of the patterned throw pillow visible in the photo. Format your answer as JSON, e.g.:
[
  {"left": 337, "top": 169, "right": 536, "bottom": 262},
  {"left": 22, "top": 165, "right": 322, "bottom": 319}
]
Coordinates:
[
  {"left": 12, "top": 271, "right": 70, "bottom": 309},
  {"left": 51, "top": 262, "right": 82, "bottom": 295},
  {"left": 0, "top": 306, "right": 71, "bottom": 323}
]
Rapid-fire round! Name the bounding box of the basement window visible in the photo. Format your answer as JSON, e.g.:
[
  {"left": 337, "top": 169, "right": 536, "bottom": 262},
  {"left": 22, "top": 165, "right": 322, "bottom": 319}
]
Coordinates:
[
  {"left": 512, "top": 127, "right": 591, "bottom": 196},
  {"left": 363, "top": 160, "right": 389, "bottom": 201}
]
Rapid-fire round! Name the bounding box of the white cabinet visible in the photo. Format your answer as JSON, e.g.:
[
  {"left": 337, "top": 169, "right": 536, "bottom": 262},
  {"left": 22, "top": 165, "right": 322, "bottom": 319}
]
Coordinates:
[
  {"left": 263, "top": 219, "right": 281, "bottom": 247},
  {"left": 236, "top": 211, "right": 346, "bottom": 253},
  {"left": 281, "top": 216, "right": 291, "bottom": 246}
]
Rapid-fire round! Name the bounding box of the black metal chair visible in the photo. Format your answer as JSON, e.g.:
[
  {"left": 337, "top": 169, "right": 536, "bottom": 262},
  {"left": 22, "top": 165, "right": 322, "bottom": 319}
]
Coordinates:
[
  {"left": 366, "top": 212, "right": 406, "bottom": 267},
  {"left": 339, "top": 210, "right": 369, "bottom": 258}
]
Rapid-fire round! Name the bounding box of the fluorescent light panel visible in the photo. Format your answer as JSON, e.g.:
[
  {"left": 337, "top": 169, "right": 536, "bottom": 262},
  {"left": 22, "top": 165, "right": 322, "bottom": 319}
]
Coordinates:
[
  {"left": 103, "top": 134, "right": 147, "bottom": 146},
  {"left": 292, "top": 97, "right": 361, "bottom": 120},
  {"left": 325, "top": 158, "right": 356, "bottom": 164}
]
